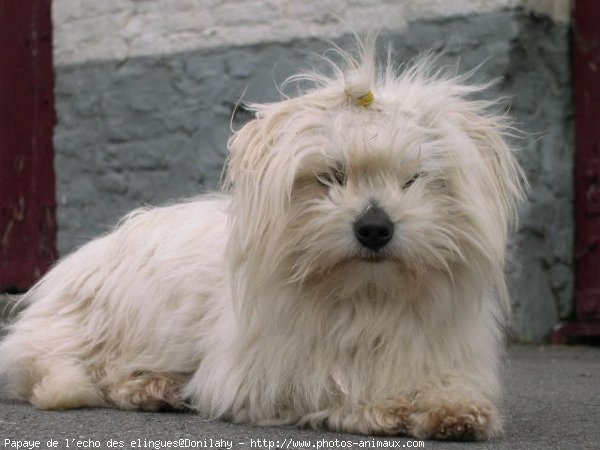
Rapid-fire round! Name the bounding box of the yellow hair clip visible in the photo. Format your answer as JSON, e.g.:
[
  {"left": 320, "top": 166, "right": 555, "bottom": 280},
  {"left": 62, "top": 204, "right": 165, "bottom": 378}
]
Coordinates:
[{"left": 356, "top": 90, "right": 374, "bottom": 107}]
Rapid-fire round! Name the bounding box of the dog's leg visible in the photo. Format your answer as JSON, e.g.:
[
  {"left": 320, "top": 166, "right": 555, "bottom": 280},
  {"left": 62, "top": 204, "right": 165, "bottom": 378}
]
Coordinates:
[
  {"left": 106, "top": 371, "right": 187, "bottom": 411},
  {"left": 28, "top": 358, "right": 105, "bottom": 410},
  {"left": 299, "top": 399, "right": 413, "bottom": 436}
]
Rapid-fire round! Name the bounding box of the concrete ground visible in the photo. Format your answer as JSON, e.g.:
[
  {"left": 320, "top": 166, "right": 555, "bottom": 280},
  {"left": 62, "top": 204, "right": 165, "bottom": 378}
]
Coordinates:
[{"left": 0, "top": 344, "right": 599, "bottom": 450}]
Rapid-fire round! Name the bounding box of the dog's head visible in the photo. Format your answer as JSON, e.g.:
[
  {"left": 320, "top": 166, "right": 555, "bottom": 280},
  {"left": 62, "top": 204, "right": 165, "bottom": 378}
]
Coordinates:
[{"left": 225, "top": 40, "right": 525, "bottom": 303}]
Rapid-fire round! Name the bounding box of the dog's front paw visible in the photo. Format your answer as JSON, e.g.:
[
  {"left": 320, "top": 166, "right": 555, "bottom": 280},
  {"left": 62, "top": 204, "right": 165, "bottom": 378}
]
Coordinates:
[
  {"left": 107, "top": 371, "right": 187, "bottom": 412},
  {"left": 363, "top": 400, "right": 412, "bottom": 435},
  {"left": 408, "top": 398, "right": 501, "bottom": 441},
  {"left": 310, "top": 400, "right": 412, "bottom": 436}
]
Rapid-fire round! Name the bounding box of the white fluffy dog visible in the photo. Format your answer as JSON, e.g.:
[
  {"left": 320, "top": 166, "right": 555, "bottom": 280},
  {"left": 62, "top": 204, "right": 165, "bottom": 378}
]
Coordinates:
[{"left": 0, "top": 39, "right": 524, "bottom": 440}]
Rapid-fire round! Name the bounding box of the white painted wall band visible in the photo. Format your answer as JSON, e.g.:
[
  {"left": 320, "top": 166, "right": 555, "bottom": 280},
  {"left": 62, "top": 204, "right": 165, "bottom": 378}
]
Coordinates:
[{"left": 53, "top": 0, "right": 571, "bottom": 65}]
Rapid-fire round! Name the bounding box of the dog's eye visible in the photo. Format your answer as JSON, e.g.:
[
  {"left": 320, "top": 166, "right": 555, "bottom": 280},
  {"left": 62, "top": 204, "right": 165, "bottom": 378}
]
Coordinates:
[
  {"left": 402, "top": 173, "right": 421, "bottom": 190},
  {"left": 316, "top": 166, "right": 346, "bottom": 187}
]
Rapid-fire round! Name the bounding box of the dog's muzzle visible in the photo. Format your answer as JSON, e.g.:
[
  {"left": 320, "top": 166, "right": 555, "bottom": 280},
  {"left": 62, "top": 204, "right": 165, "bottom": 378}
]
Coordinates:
[{"left": 353, "top": 205, "right": 394, "bottom": 251}]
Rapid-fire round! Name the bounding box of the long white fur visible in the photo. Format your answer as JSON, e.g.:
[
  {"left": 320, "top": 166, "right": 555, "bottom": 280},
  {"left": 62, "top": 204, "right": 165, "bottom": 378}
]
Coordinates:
[{"left": 0, "top": 39, "right": 525, "bottom": 440}]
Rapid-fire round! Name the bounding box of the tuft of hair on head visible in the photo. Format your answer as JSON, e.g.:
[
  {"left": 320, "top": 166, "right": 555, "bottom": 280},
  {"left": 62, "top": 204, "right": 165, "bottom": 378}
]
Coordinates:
[
  {"left": 274, "top": 33, "right": 379, "bottom": 109},
  {"left": 344, "top": 69, "right": 374, "bottom": 107},
  {"left": 341, "top": 34, "right": 377, "bottom": 107}
]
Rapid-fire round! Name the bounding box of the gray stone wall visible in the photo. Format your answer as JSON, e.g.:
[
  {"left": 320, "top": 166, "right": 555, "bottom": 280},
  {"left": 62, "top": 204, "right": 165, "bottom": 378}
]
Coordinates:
[{"left": 53, "top": 9, "right": 573, "bottom": 342}]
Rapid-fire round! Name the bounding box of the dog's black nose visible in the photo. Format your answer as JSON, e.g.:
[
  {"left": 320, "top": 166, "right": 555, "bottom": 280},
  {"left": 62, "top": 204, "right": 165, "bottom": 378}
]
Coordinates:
[{"left": 353, "top": 205, "right": 394, "bottom": 251}]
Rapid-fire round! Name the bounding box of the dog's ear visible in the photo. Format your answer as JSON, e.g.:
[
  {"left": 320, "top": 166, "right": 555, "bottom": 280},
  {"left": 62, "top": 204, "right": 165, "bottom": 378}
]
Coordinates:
[
  {"left": 225, "top": 118, "right": 264, "bottom": 188},
  {"left": 466, "top": 112, "right": 525, "bottom": 225},
  {"left": 454, "top": 109, "right": 527, "bottom": 259},
  {"left": 225, "top": 113, "right": 295, "bottom": 273},
  {"left": 226, "top": 113, "right": 292, "bottom": 207},
  {"left": 449, "top": 110, "right": 527, "bottom": 311}
]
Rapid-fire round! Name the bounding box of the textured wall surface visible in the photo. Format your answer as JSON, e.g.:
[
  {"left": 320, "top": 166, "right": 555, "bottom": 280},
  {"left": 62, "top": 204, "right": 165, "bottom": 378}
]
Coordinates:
[{"left": 53, "top": 8, "right": 573, "bottom": 342}]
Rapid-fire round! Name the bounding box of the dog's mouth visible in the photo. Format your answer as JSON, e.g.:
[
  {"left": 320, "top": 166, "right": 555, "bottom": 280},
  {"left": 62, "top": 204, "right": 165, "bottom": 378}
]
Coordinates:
[
  {"left": 355, "top": 248, "right": 393, "bottom": 263},
  {"left": 359, "top": 253, "right": 387, "bottom": 263},
  {"left": 302, "top": 251, "right": 409, "bottom": 286}
]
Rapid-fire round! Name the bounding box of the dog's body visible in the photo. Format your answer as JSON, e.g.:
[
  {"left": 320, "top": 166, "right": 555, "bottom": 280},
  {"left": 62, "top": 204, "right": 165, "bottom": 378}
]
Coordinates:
[{"left": 0, "top": 41, "right": 524, "bottom": 440}]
